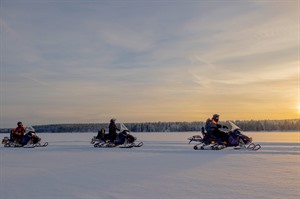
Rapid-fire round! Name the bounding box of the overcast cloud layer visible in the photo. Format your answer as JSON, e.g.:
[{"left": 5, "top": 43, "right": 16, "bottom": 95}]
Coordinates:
[{"left": 0, "top": 0, "right": 298, "bottom": 127}]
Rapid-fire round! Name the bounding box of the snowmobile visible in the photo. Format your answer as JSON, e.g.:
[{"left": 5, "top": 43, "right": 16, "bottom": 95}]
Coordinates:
[
  {"left": 2, "top": 126, "right": 48, "bottom": 148},
  {"left": 188, "top": 121, "right": 261, "bottom": 151},
  {"left": 92, "top": 123, "right": 143, "bottom": 148}
]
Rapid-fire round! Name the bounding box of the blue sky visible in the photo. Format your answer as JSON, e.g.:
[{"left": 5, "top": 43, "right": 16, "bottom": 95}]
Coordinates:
[{"left": 0, "top": 0, "right": 298, "bottom": 127}]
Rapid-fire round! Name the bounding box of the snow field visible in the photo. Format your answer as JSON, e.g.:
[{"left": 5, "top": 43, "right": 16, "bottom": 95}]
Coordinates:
[{"left": 0, "top": 132, "right": 299, "bottom": 199}]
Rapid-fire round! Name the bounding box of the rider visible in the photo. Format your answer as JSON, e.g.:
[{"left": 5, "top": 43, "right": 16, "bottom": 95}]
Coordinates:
[
  {"left": 11, "top": 121, "right": 26, "bottom": 145},
  {"left": 205, "top": 114, "right": 228, "bottom": 144},
  {"left": 96, "top": 128, "right": 109, "bottom": 142},
  {"left": 109, "top": 118, "right": 120, "bottom": 143}
]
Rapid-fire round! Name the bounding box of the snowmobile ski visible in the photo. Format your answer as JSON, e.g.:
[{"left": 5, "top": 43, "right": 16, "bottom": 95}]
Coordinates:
[
  {"left": 94, "top": 142, "right": 107, "bottom": 148},
  {"left": 119, "top": 142, "right": 143, "bottom": 148},
  {"left": 94, "top": 141, "right": 143, "bottom": 148},
  {"left": 232, "top": 142, "right": 261, "bottom": 151},
  {"left": 119, "top": 144, "right": 134, "bottom": 148},
  {"left": 23, "top": 144, "right": 35, "bottom": 148},
  {"left": 20, "top": 142, "right": 48, "bottom": 148},
  {"left": 132, "top": 142, "right": 143, "bottom": 147},
  {"left": 248, "top": 143, "right": 261, "bottom": 151},
  {"left": 34, "top": 142, "right": 48, "bottom": 147}
]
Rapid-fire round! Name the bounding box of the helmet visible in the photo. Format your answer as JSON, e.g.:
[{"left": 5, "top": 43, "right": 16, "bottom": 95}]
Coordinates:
[
  {"left": 17, "top": 121, "right": 23, "bottom": 126},
  {"left": 212, "top": 114, "right": 219, "bottom": 122},
  {"left": 110, "top": 118, "right": 116, "bottom": 123}
]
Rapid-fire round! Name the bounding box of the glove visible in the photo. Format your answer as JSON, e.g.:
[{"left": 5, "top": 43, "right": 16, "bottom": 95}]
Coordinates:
[{"left": 223, "top": 125, "right": 228, "bottom": 129}]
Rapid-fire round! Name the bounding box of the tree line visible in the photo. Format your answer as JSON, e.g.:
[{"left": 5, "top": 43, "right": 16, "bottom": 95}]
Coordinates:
[{"left": 1, "top": 119, "right": 298, "bottom": 133}]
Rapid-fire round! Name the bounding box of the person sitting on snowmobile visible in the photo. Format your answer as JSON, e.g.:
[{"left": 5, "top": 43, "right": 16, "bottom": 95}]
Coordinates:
[
  {"left": 11, "top": 121, "right": 26, "bottom": 145},
  {"left": 109, "top": 118, "right": 120, "bottom": 143},
  {"left": 205, "top": 114, "right": 228, "bottom": 144},
  {"left": 96, "top": 128, "right": 109, "bottom": 143},
  {"left": 200, "top": 118, "right": 216, "bottom": 145}
]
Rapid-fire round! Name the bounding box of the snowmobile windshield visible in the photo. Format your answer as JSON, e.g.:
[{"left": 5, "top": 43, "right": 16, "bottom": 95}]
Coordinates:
[
  {"left": 119, "top": 123, "right": 129, "bottom": 132},
  {"left": 229, "top": 121, "right": 241, "bottom": 131},
  {"left": 25, "top": 126, "right": 35, "bottom": 133}
]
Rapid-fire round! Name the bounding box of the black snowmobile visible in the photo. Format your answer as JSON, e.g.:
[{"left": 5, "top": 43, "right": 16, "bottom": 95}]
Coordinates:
[
  {"left": 2, "top": 126, "right": 48, "bottom": 148},
  {"left": 92, "top": 123, "right": 143, "bottom": 148},
  {"left": 188, "top": 121, "right": 261, "bottom": 151}
]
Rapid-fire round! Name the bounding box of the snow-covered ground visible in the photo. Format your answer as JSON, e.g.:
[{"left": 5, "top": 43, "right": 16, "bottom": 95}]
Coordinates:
[{"left": 1, "top": 132, "right": 299, "bottom": 199}]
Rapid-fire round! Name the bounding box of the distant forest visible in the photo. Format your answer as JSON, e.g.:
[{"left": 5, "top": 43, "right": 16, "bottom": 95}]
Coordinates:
[{"left": 1, "top": 119, "right": 299, "bottom": 133}]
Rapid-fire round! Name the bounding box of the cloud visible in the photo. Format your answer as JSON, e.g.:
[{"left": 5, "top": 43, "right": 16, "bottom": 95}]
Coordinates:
[{"left": 1, "top": 0, "right": 298, "bottom": 127}]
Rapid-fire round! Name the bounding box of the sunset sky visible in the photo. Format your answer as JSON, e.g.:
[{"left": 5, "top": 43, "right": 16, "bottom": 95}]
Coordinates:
[{"left": 0, "top": 0, "right": 299, "bottom": 128}]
